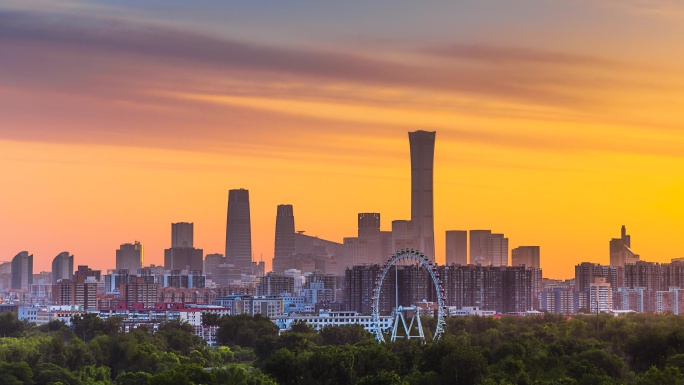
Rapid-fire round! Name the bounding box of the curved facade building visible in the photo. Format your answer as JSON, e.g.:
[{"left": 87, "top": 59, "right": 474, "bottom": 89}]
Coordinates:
[
  {"left": 52, "top": 251, "right": 74, "bottom": 284},
  {"left": 11, "top": 251, "right": 33, "bottom": 290}
]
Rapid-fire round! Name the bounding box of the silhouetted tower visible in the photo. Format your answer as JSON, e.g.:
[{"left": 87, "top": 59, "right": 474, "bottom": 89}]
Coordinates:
[
  {"left": 225, "top": 189, "right": 253, "bottom": 274},
  {"left": 409, "top": 130, "right": 436, "bottom": 261}
]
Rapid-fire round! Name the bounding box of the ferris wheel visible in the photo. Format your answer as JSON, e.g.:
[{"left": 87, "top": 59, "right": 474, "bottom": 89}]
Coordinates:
[{"left": 370, "top": 249, "right": 447, "bottom": 343}]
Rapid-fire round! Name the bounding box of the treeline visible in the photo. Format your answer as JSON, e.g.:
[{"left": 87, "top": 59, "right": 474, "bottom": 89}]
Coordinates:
[
  {"left": 0, "top": 312, "right": 272, "bottom": 385},
  {"left": 4, "top": 311, "right": 684, "bottom": 384}
]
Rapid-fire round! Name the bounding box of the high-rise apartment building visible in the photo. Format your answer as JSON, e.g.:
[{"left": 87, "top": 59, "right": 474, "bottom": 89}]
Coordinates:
[
  {"left": 446, "top": 230, "right": 467, "bottom": 265},
  {"left": 345, "top": 264, "right": 541, "bottom": 314},
  {"left": 0, "top": 262, "right": 12, "bottom": 290},
  {"left": 52, "top": 251, "right": 74, "bottom": 284},
  {"left": 574, "top": 262, "right": 623, "bottom": 293},
  {"left": 104, "top": 269, "right": 130, "bottom": 294},
  {"left": 120, "top": 277, "right": 158, "bottom": 308},
  {"left": 610, "top": 225, "right": 639, "bottom": 266},
  {"left": 172, "top": 222, "right": 194, "bottom": 248},
  {"left": 225, "top": 189, "right": 253, "bottom": 274},
  {"left": 590, "top": 277, "right": 612, "bottom": 313},
  {"left": 116, "top": 242, "right": 143, "bottom": 274},
  {"left": 256, "top": 272, "right": 295, "bottom": 296},
  {"left": 273, "top": 204, "right": 295, "bottom": 273},
  {"left": 512, "top": 246, "right": 540, "bottom": 269},
  {"left": 52, "top": 279, "right": 98, "bottom": 309},
  {"left": 409, "top": 130, "right": 436, "bottom": 261},
  {"left": 11, "top": 251, "right": 33, "bottom": 290}
]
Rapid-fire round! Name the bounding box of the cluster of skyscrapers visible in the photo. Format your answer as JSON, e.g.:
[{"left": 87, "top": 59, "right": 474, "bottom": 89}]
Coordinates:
[{"left": 1, "top": 130, "right": 546, "bottom": 318}]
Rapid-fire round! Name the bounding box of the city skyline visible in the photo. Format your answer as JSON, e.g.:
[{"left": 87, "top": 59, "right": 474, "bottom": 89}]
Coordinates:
[{"left": 2, "top": 1, "right": 684, "bottom": 279}]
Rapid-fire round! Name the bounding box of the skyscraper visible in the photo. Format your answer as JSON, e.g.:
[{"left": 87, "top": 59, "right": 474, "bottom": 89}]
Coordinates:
[
  {"left": 358, "top": 212, "right": 383, "bottom": 265},
  {"left": 166, "top": 222, "right": 203, "bottom": 271},
  {"left": 512, "top": 246, "right": 540, "bottom": 269},
  {"left": 487, "top": 233, "right": 509, "bottom": 267},
  {"left": 469, "top": 230, "right": 491, "bottom": 265},
  {"left": 116, "top": 242, "right": 143, "bottom": 274},
  {"left": 11, "top": 251, "right": 33, "bottom": 290},
  {"left": 164, "top": 247, "right": 203, "bottom": 271},
  {"left": 469, "top": 230, "right": 508, "bottom": 266},
  {"left": 204, "top": 253, "right": 225, "bottom": 277},
  {"left": 225, "top": 188, "right": 253, "bottom": 274},
  {"left": 445, "top": 230, "right": 467, "bottom": 265},
  {"left": 52, "top": 251, "right": 74, "bottom": 284},
  {"left": 273, "top": 204, "right": 295, "bottom": 273},
  {"left": 409, "top": 130, "right": 436, "bottom": 261},
  {"left": 610, "top": 225, "right": 639, "bottom": 266},
  {"left": 358, "top": 213, "right": 380, "bottom": 238},
  {"left": 391, "top": 220, "right": 415, "bottom": 253},
  {"left": 172, "top": 222, "right": 194, "bottom": 248}
]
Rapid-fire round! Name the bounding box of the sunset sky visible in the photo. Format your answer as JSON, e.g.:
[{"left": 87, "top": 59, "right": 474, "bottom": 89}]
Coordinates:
[{"left": 2, "top": 1, "right": 684, "bottom": 279}]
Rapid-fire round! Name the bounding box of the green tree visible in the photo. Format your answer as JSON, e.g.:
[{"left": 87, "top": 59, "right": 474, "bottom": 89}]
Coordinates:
[
  {"left": 403, "top": 371, "right": 440, "bottom": 385},
  {"left": 0, "top": 362, "right": 33, "bottom": 385},
  {"left": 259, "top": 348, "right": 302, "bottom": 385},
  {"left": 155, "top": 320, "right": 201, "bottom": 356},
  {"left": 216, "top": 314, "right": 278, "bottom": 348},
  {"left": 625, "top": 328, "right": 669, "bottom": 372},
  {"left": 301, "top": 346, "right": 355, "bottom": 385},
  {"left": 212, "top": 364, "right": 277, "bottom": 385},
  {"left": 201, "top": 313, "right": 221, "bottom": 326},
  {"left": 114, "top": 372, "right": 152, "bottom": 385},
  {"left": 319, "top": 324, "right": 372, "bottom": 346},
  {"left": 76, "top": 365, "right": 111, "bottom": 385},
  {"left": 635, "top": 366, "right": 684, "bottom": 385},
  {"left": 0, "top": 312, "right": 27, "bottom": 337},
  {"left": 439, "top": 345, "right": 488, "bottom": 385},
  {"left": 353, "top": 342, "right": 402, "bottom": 378},
  {"left": 33, "top": 363, "right": 82, "bottom": 385},
  {"left": 180, "top": 364, "right": 214, "bottom": 385},
  {"left": 356, "top": 370, "right": 407, "bottom": 385},
  {"left": 148, "top": 370, "right": 189, "bottom": 385},
  {"left": 71, "top": 314, "right": 106, "bottom": 342}
]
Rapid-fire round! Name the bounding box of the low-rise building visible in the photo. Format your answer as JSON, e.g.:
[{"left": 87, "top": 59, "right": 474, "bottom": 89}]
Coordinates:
[{"left": 274, "top": 310, "right": 392, "bottom": 334}]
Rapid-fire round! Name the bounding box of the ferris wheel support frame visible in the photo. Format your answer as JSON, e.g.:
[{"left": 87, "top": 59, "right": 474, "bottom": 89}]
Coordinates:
[{"left": 370, "top": 249, "right": 447, "bottom": 343}]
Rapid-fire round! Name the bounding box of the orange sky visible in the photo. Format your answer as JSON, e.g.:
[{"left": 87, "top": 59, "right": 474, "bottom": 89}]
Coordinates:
[{"left": 1, "top": 1, "right": 684, "bottom": 278}]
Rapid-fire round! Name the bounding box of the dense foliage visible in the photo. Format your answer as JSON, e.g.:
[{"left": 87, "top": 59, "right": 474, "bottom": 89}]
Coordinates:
[{"left": 4, "top": 311, "right": 684, "bottom": 384}]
